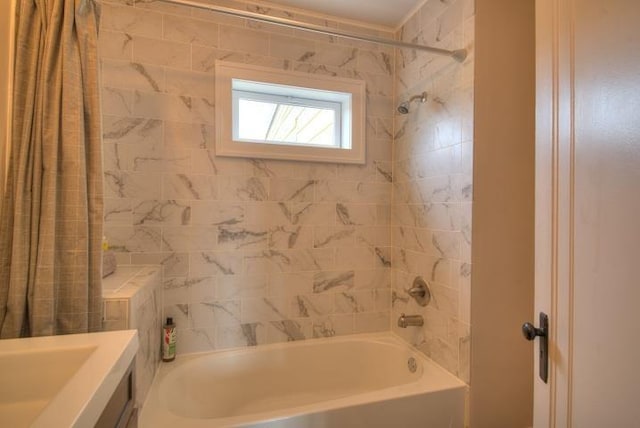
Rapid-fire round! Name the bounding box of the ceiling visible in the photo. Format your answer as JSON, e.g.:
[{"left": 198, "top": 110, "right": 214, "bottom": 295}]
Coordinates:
[{"left": 260, "top": 0, "right": 424, "bottom": 29}]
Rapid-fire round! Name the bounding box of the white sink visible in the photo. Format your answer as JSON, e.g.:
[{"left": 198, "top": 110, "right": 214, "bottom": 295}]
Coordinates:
[{"left": 0, "top": 330, "right": 138, "bottom": 427}]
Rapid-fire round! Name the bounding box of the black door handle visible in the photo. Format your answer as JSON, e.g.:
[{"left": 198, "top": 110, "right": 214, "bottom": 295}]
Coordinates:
[
  {"left": 522, "top": 322, "right": 545, "bottom": 340},
  {"left": 522, "top": 312, "right": 549, "bottom": 383}
]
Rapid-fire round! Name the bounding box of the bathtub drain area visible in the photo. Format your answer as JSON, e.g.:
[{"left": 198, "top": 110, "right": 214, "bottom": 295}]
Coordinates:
[{"left": 408, "top": 357, "right": 418, "bottom": 373}]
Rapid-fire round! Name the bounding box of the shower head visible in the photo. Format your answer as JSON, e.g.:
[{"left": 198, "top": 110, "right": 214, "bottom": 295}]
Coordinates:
[
  {"left": 396, "top": 91, "right": 428, "bottom": 115},
  {"left": 397, "top": 102, "right": 410, "bottom": 115}
]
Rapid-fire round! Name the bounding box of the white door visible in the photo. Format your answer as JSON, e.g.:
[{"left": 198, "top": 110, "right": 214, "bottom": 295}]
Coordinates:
[{"left": 534, "top": 0, "right": 640, "bottom": 426}]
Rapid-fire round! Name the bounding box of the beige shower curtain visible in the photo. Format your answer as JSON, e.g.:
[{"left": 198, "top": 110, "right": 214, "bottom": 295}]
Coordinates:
[{"left": 0, "top": 0, "right": 103, "bottom": 337}]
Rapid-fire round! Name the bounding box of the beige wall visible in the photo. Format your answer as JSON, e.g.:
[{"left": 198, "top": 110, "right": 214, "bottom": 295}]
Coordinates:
[
  {"left": 471, "top": 0, "right": 535, "bottom": 427},
  {"left": 0, "top": 0, "right": 16, "bottom": 194}
]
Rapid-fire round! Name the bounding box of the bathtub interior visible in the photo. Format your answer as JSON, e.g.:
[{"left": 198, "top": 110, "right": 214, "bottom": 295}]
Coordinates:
[
  {"left": 140, "top": 333, "right": 467, "bottom": 427},
  {"left": 161, "top": 339, "right": 422, "bottom": 419}
]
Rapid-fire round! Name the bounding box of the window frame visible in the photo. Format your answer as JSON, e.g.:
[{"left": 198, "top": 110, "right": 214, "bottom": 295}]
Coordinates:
[{"left": 215, "top": 61, "right": 366, "bottom": 164}]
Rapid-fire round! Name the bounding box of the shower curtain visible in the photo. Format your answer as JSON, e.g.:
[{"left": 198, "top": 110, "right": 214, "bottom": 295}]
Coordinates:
[{"left": 0, "top": 0, "right": 103, "bottom": 337}]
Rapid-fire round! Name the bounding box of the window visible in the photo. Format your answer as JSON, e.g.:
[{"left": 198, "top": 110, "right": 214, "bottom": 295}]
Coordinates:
[{"left": 215, "top": 61, "right": 366, "bottom": 164}]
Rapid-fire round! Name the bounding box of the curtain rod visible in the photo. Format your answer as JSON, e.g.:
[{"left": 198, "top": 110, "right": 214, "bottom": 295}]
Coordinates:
[{"left": 158, "top": 0, "right": 468, "bottom": 62}]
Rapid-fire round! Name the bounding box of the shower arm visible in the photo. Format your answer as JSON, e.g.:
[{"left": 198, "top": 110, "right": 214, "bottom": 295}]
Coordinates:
[{"left": 408, "top": 92, "right": 428, "bottom": 104}]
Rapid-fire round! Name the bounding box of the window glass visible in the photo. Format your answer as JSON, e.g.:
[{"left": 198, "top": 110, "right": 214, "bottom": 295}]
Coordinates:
[{"left": 234, "top": 90, "right": 341, "bottom": 148}]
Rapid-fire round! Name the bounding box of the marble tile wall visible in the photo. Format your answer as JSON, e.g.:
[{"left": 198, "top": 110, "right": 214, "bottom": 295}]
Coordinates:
[
  {"left": 391, "top": 0, "right": 474, "bottom": 383},
  {"left": 99, "top": 0, "right": 394, "bottom": 353},
  {"left": 102, "top": 266, "right": 162, "bottom": 407},
  {"left": 129, "top": 267, "right": 162, "bottom": 407}
]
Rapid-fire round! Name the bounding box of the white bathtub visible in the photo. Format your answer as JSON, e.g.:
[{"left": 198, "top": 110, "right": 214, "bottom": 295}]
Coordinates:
[{"left": 139, "top": 333, "right": 466, "bottom": 428}]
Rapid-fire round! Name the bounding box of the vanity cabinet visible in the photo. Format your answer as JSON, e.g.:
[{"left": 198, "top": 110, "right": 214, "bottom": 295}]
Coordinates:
[{"left": 96, "top": 361, "right": 135, "bottom": 428}]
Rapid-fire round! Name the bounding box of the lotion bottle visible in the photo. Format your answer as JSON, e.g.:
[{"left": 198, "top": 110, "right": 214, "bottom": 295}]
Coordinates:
[{"left": 162, "top": 317, "right": 176, "bottom": 362}]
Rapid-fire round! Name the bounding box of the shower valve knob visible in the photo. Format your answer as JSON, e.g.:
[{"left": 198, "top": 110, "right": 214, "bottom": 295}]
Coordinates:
[{"left": 408, "top": 276, "right": 431, "bottom": 307}]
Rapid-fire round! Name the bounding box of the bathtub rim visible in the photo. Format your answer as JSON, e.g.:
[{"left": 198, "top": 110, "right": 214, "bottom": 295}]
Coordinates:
[{"left": 140, "top": 332, "right": 467, "bottom": 427}]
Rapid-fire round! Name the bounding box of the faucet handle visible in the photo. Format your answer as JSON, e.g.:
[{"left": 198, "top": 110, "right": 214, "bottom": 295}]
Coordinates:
[
  {"left": 408, "top": 276, "right": 431, "bottom": 307},
  {"left": 408, "top": 286, "right": 426, "bottom": 298}
]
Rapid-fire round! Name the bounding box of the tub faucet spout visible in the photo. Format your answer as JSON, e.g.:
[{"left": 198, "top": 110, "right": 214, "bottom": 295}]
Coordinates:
[{"left": 397, "top": 313, "right": 424, "bottom": 328}]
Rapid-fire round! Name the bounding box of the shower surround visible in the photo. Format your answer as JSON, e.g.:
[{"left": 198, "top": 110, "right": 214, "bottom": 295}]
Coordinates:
[
  {"left": 391, "top": 0, "right": 474, "bottom": 382},
  {"left": 99, "top": 0, "right": 395, "bottom": 352},
  {"left": 98, "top": 0, "right": 474, "bottom": 383}
]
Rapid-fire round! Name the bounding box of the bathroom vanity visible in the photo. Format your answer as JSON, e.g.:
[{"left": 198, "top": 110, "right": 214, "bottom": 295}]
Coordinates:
[{"left": 0, "top": 330, "right": 138, "bottom": 427}]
